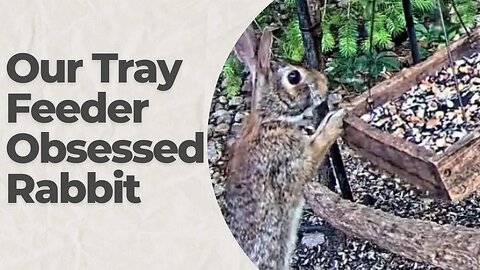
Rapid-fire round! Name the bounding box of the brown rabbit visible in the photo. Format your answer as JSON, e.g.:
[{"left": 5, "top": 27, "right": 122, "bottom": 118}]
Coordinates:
[{"left": 224, "top": 25, "right": 346, "bottom": 270}]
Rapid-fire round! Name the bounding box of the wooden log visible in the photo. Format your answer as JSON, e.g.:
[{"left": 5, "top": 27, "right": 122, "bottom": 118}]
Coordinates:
[{"left": 304, "top": 182, "right": 480, "bottom": 270}]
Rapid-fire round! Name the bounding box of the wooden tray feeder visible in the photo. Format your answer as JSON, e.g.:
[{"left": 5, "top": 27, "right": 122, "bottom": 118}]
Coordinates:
[{"left": 342, "top": 28, "right": 480, "bottom": 201}]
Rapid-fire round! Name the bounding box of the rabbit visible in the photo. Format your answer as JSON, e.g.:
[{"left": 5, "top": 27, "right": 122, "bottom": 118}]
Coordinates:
[{"left": 224, "top": 25, "right": 346, "bottom": 270}]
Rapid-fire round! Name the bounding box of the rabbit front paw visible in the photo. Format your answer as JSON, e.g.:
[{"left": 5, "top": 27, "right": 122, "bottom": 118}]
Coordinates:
[
  {"left": 305, "top": 109, "right": 346, "bottom": 167},
  {"left": 313, "top": 109, "right": 345, "bottom": 141}
]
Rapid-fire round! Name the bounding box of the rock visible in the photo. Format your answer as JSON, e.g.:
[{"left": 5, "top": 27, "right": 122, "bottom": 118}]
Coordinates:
[
  {"left": 471, "top": 92, "right": 480, "bottom": 103},
  {"left": 301, "top": 233, "right": 326, "bottom": 248},
  {"left": 214, "top": 103, "right": 224, "bottom": 112},
  {"left": 213, "top": 109, "right": 232, "bottom": 124},
  {"left": 360, "top": 114, "right": 372, "bottom": 122},
  {"left": 446, "top": 99, "right": 454, "bottom": 108},
  {"left": 207, "top": 124, "right": 215, "bottom": 138},
  {"left": 416, "top": 108, "right": 425, "bottom": 118},
  {"left": 215, "top": 123, "right": 230, "bottom": 135},
  {"left": 212, "top": 109, "right": 228, "bottom": 118},
  {"left": 435, "top": 111, "right": 444, "bottom": 119},
  {"left": 426, "top": 118, "right": 439, "bottom": 129},
  {"left": 234, "top": 112, "right": 246, "bottom": 123},
  {"left": 455, "top": 59, "right": 466, "bottom": 66},
  {"left": 213, "top": 183, "right": 225, "bottom": 197},
  {"left": 218, "top": 95, "right": 228, "bottom": 104},
  {"left": 207, "top": 141, "right": 222, "bottom": 164},
  {"left": 228, "top": 96, "right": 243, "bottom": 107},
  {"left": 231, "top": 123, "right": 243, "bottom": 136},
  {"left": 472, "top": 77, "right": 480, "bottom": 85},
  {"left": 436, "top": 137, "right": 446, "bottom": 148},
  {"left": 459, "top": 66, "right": 471, "bottom": 74}
]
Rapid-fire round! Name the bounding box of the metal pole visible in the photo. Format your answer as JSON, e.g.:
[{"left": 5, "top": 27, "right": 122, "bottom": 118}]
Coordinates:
[
  {"left": 296, "top": 0, "right": 320, "bottom": 70},
  {"left": 295, "top": 0, "right": 353, "bottom": 201},
  {"left": 402, "top": 0, "right": 421, "bottom": 64}
]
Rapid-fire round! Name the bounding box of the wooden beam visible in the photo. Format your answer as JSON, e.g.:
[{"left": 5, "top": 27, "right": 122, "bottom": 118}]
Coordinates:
[{"left": 304, "top": 182, "right": 480, "bottom": 270}]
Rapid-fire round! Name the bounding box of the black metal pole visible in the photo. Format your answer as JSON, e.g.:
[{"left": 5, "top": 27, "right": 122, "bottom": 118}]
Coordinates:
[
  {"left": 316, "top": 102, "right": 353, "bottom": 200},
  {"left": 402, "top": 0, "right": 421, "bottom": 64},
  {"left": 296, "top": 0, "right": 320, "bottom": 70},
  {"left": 295, "top": 0, "right": 353, "bottom": 201}
]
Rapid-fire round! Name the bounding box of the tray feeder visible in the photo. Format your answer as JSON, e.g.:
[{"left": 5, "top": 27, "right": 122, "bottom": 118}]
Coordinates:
[{"left": 342, "top": 27, "right": 480, "bottom": 201}]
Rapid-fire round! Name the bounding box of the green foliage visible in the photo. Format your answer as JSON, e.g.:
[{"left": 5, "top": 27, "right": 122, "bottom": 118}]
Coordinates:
[
  {"left": 322, "top": 23, "right": 336, "bottom": 53},
  {"left": 222, "top": 55, "right": 243, "bottom": 98},
  {"left": 411, "top": 0, "right": 436, "bottom": 13},
  {"left": 321, "top": 0, "right": 476, "bottom": 91},
  {"left": 237, "top": 0, "right": 478, "bottom": 94},
  {"left": 339, "top": 19, "right": 358, "bottom": 57},
  {"left": 415, "top": 0, "right": 476, "bottom": 56},
  {"left": 284, "top": 0, "right": 296, "bottom": 9},
  {"left": 255, "top": 5, "right": 276, "bottom": 28},
  {"left": 366, "top": 51, "right": 401, "bottom": 76},
  {"left": 325, "top": 55, "right": 367, "bottom": 90},
  {"left": 280, "top": 18, "right": 305, "bottom": 61},
  {"left": 321, "top": 10, "right": 342, "bottom": 54},
  {"left": 325, "top": 51, "right": 401, "bottom": 91},
  {"left": 416, "top": 22, "right": 457, "bottom": 46},
  {"left": 256, "top": 0, "right": 475, "bottom": 63},
  {"left": 450, "top": 0, "right": 477, "bottom": 29},
  {"left": 329, "top": 0, "right": 437, "bottom": 55}
]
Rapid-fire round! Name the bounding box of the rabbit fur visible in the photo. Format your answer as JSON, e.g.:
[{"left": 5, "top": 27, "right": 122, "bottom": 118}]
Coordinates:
[{"left": 224, "top": 25, "right": 346, "bottom": 270}]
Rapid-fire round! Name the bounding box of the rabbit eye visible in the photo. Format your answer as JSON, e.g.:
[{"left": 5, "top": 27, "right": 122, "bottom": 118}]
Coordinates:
[{"left": 287, "top": 70, "right": 301, "bottom": 85}]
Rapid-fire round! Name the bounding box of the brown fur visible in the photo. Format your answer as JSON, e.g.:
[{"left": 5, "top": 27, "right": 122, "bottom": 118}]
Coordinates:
[{"left": 224, "top": 26, "right": 346, "bottom": 270}]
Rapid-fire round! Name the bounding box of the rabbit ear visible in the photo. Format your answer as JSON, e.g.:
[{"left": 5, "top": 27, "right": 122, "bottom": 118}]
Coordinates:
[
  {"left": 247, "top": 29, "right": 273, "bottom": 111},
  {"left": 257, "top": 29, "right": 273, "bottom": 73},
  {"left": 234, "top": 25, "right": 260, "bottom": 111},
  {"left": 233, "top": 25, "right": 257, "bottom": 75}
]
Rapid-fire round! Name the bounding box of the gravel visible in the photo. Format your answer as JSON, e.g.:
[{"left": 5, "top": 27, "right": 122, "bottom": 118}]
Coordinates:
[
  {"left": 362, "top": 52, "right": 480, "bottom": 154},
  {"left": 208, "top": 80, "right": 480, "bottom": 269}
]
